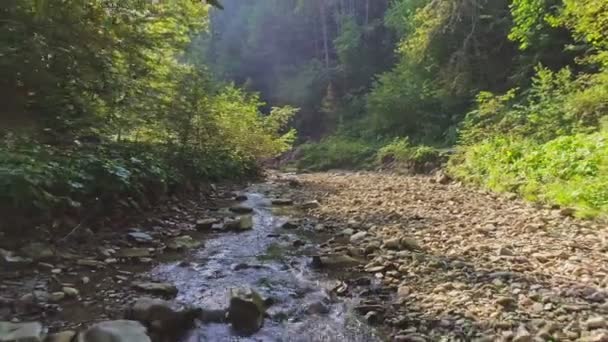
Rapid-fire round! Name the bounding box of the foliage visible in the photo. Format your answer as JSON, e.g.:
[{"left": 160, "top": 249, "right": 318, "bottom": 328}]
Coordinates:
[
  {"left": 460, "top": 65, "right": 607, "bottom": 144},
  {"left": 296, "top": 136, "right": 377, "bottom": 171},
  {"left": 376, "top": 138, "right": 443, "bottom": 172},
  {"left": 0, "top": 0, "right": 297, "bottom": 231},
  {"left": 449, "top": 132, "right": 608, "bottom": 217}
]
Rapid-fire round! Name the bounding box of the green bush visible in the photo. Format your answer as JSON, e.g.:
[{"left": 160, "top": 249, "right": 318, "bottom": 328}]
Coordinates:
[
  {"left": 0, "top": 142, "right": 261, "bottom": 232},
  {"left": 296, "top": 136, "right": 377, "bottom": 171},
  {"left": 375, "top": 138, "right": 444, "bottom": 172},
  {"left": 449, "top": 132, "right": 608, "bottom": 218}
]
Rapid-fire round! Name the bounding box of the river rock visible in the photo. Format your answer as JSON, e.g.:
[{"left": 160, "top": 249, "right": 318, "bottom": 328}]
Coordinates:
[
  {"left": 76, "top": 320, "right": 150, "bottom": 342},
  {"left": 76, "top": 259, "right": 105, "bottom": 268},
  {"left": 311, "top": 254, "right": 359, "bottom": 269},
  {"left": 234, "top": 194, "right": 248, "bottom": 201},
  {"left": 116, "top": 248, "right": 150, "bottom": 258},
  {"left": 45, "top": 331, "right": 76, "bottom": 342},
  {"left": 20, "top": 243, "right": 54, "bottom": 261},
  {"left": 513, "top": 325, "right": 532, "bottom": 342},
  {"left": 225, "top": 216, "right": 254, "bottom": 231},
  {"left": 350, "top": 231, "right": 368, "bottom": 243},
  {"left": 195, "top": 219, "right": 218, "bottom": 231},
  {"left": 300, "top": 200, "right": 320, "bottom": 209},
  {"left": 384, "top": 238, "right": 402, "bottom": 250},
  {"left": 0, "top": 321, "right": 43, "bottom": 342},
  {"left": 282, "top": 219, "right": 300, "bottom": 229},
  {"left": 586, "top": 316, "right": 607, "bottom": 330},
  {"left": 306, "top": 301, "right": 330, "bottom": 315},
  {"left": 0, "top": 248, "right": 32, "bottom": 265},
  {"left": 126, "top": 297, "right": 171, "bottom": 322},
  {"left": 271, "top": 198, "right": 293, "bottom": 206},
  {"left": 127, "top": 232, "right": 154, "bottom": 243},
  {"left": 230, "top": 205, "right": 254, "bottom": 214},
  {"left": 62, "top": 287, "right": 79, "bottom": 298},
  {"left": 166, "top": 236, "right": 201, "bottom": 250},
  {"left": 132, "top": 282, "right": 178, "bottom": 297},
  {"left": 228, "top": 288, "right": 266, "bottom": 336}
]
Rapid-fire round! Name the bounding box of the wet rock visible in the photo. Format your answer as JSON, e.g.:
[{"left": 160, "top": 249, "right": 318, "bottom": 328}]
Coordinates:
[
  {"left": 282, "top": 220, "right": 300, "bottom": 229},
  {"left": 49, "top": 292, "right": 66, "bottom": 302},
  {"left": 20, "top": 243, "right": 54, "bottom": 261},
  {"left": 234, "top": 194, "right": 248, "bottom": 201},
  {"left": 292, "top": 240, "right": 305, "bottom": 248},
  {"left": 0, "top": 249, "right": 31, "bottom": 265},
  {"left": 76, "top": 259, "right": 105, "bottom": 268},
  {"left": 166, "top": 236, "right": 201, "bottom": 250},
  {"left": 228, "top": 288, "right": 266, "bottom": 336},
  {"left": 271, "top": 198, "right": 293, "bottom": 206},
  {"left": 587, "top": 317, "right": 607, "bottom": 330},
  {"left": 45, "top": 331, "right": 76, "bottom": 342},
  {"left": 62, "top": 287, "right": 79, "bottom": 298},
  {"left": 364, "top": 311, "right": 381, "bottom": 325},
  {"left": 230, "top": 205, "right": 254, "bottom": 214},
  {"left": 116, "top": 248, "right": 150, "bottom": 258},
  {"left": 77, "top": 320, "right": 150, "bottom": 342},
  {"left": 0, "top": 321, "right": 43, "bottom": 342},
  {"left": 195, "top": 219, "right": 218, "bottom": 231},
  {"left": 305, "top": 301, "right": 330, "bottom": 315},
  {"left": 311, "top": 254, "right": 359, "bottom": 269},
  {"left": 300, "top": 200, "right": 320, "bottom": 209},
  {"left": 350, "top": 232, "right": 368, "bottom": 243},
  {"left": 132, "top": 282, "right": 178, "bottom": 297},
  {"left": 127, "top": 232, "right": 154, "bottom": 243},
  {"left": 225, "top": 216, "right": 254, "bottom": 231},
  {"left": 126, "top": 297, "right": 171, "bottom": 322}
]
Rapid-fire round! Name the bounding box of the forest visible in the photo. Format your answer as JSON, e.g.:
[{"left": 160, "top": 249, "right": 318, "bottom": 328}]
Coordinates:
[
  {"left": 2, "top": 1, "right": 608, "bottom": 341},
  {"left": 206, "top": 0, "right": 608, "bottom": 218},
  {"left": 1, "top": 0, "right": 607, "bottom": 229}
]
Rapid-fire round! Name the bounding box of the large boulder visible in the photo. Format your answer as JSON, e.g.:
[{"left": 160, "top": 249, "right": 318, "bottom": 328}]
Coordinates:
[
  {"left": 76, "top": 320, "right": 150, "bottom": 342},
  {"left": 0, "top": 321, "right": 43, "bottom": 342},
  {"left": 124, "top": 298, "right": 202, "bottom": 341},
  {"left": 227, "top": 288, "right": 266, "bottom": 336}
]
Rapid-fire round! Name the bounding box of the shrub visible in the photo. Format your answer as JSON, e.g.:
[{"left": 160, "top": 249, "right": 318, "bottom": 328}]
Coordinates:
[
  {"left": 296, "top": 136, "right": 377, "bottom": 171},
  {"left": 449, "top": 132, "right": 608, "bottom": 218},
  {"left": 376, "top": 138, "right": 444, "bottom": 173}
]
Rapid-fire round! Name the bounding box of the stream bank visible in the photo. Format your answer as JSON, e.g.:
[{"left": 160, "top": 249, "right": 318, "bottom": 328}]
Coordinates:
[{"left": 0, "top": 173, "right": 385, "bottom": 341}]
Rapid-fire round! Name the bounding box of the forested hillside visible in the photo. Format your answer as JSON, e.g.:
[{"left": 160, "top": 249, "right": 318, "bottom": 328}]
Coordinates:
[
  {"left": 1, "top": 0, "right": 295, "bottom": 231},
  {"left": 207, "top": 0, "right": 608, "bottom": 217}
]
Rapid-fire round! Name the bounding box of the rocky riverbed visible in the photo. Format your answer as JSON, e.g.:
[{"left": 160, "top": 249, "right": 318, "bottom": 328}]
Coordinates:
[{"left": 2, "top": 171, "right": 608, "bottom": 341}]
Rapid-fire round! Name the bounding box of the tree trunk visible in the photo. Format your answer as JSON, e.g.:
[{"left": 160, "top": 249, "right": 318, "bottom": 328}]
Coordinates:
[{"left": 319, "top": 0, "right": 330, "bottom": 68}]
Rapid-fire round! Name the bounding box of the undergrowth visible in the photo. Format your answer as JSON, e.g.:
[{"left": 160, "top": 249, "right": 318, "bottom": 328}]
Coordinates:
[
  {"left": 295, "top": 136, "right": 444, "bottom": 172},
  {"left": 449, "top": 132, "right": 608, "bottom": 218},
  {"left": 0, "top": 142, "right": 259, "bottom": 232}
]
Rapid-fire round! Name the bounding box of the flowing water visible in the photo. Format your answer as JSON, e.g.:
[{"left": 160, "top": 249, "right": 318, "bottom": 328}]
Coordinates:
[{"left": 148, "top": 184, "right": 383, "bottom": 341}]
